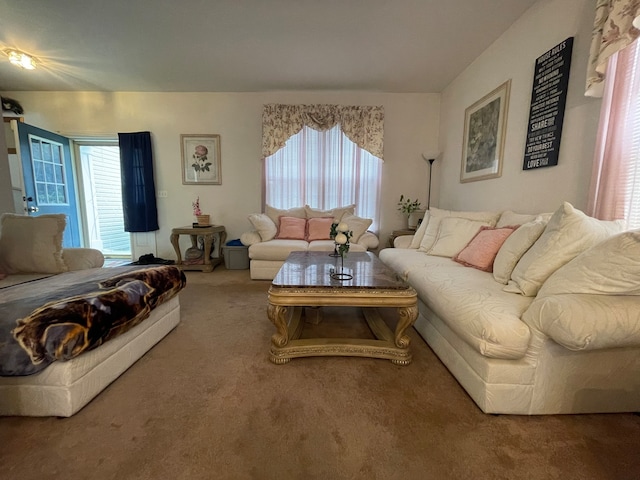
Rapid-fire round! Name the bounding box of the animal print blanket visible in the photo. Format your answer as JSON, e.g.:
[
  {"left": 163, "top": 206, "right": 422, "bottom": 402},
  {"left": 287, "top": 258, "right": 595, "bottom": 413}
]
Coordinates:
[{"left": 0, "top": 266, "right": 186, "bottom": 376}]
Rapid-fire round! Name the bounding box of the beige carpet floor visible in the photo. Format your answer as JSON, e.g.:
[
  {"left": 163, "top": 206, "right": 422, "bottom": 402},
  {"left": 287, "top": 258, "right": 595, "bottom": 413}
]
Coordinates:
[{"left": 1, "top": 268, "right": 639, "bottom": 480}]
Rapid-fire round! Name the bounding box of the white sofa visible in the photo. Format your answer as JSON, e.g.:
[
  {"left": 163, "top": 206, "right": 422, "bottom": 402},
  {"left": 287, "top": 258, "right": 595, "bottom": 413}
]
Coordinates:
[
  {"left": 241, "top": 205, "right": 379, "bottom": 280},
  {"left": 379, "top": 202, "right": 640, "bottom": 415}
]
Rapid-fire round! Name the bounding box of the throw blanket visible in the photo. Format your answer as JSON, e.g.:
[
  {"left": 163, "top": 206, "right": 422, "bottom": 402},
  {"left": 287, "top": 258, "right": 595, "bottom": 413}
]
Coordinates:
[{"left": 0, "top": 266, "right": 186, "bottom": 376}]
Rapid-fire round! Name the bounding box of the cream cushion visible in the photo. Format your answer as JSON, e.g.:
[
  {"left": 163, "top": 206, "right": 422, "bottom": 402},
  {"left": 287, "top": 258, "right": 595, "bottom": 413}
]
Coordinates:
[
  {"left": 527, "top": 231, "right": 640, "bottom": 350},
  {"left": 409, "top": 212, "right": 430, "bottom": 249},
  {"left": 523, "top": 294, "right": 640, "bottom": 351},
  {"left": 304, "top": 204, "right": 355, "bottom": 221},
  {"left": 0, "top": 213, "right": 68, "bottom": 274},
  {"left": 248, "top": 213, "right": 277, "bottom": 242},
  {"left": 240, "top": 230, "right": 262, "bottom": 246},
  {"left": 340, "top": 213, "right": 372, "bottom": 243},
  {"left": 265, "top": 205, "right": 306, "bottom": 225},
  {"left": 492, "top": 217, "right": 548, "bottom": 284},
  {"left": 496, "top": 211, "right": 538, "bottom": 227},
  {"left": 418, "top": 207, "right": 500, "bottom": 253},
  {"left": 537, "top": 230, "right": 640, "bottom": 297},
  {"left": 425, "top": 217, "right": 491, "bottom": 258},
  {"left": 504, "top": 202, "right": 626, "bottom": 296},
  {"left": 248, "top": 239, "right": 309, "bottom": 261}
]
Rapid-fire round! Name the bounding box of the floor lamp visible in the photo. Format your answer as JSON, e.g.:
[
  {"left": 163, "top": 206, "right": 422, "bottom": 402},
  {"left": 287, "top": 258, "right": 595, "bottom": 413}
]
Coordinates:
[{"left": 422, "top": 155, "right": 436, "bottom": 210}]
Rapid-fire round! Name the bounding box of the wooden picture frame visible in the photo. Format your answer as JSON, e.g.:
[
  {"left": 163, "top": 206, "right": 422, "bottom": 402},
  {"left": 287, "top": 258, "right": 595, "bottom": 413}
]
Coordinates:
[
  {"left": 181, "top": 134, "right": 221, "bottom": 185},
  {"left": 460, "top": 80, "right": 511, "bottom": 183}
]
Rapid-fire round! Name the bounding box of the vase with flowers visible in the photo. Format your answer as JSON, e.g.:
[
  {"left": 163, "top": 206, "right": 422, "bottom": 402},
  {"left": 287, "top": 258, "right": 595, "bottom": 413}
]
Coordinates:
[
  {"left": 329, "top": 222, "right": 353, "bottom": 280},
  {"left": 192, "top": 197, "right": 210, "bottom": 225},
  {"left": 397, "top": 195, "right": 424, "bottom": 229}
]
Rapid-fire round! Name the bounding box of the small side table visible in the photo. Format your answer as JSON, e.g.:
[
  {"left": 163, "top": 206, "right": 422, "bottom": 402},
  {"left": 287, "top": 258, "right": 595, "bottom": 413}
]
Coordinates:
[
  {"left": 170, "top": 225, "right": 227, "bottom": 272},
  {"left": 388, "top": 228, "right": 416, "bottom": 248}
]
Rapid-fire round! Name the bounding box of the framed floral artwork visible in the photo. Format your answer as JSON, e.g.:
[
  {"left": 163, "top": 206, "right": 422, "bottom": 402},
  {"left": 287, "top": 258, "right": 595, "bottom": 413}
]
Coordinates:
[
  {"left": 181, "top": 134, "right": 222, "bottom": 185},
  {"left": 460, "top": 80, "right": 511, "bottom": 183}
]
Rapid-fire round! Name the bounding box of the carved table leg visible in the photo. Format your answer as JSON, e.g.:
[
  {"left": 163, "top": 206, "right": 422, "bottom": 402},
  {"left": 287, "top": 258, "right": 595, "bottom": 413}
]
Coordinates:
[
  {"left": 170, "top": 233, "right": 182, "bottom": 265},
  {"left": 391, "top": 304, "right": 418, "bottom": 365},
  {"left": 268, "top": 304, "right": 290, "bottom": 364}
]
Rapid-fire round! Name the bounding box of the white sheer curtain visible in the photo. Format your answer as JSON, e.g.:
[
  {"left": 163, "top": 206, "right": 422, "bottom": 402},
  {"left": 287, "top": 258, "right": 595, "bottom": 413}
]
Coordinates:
[
  {"left": 265, "top": 125, "right": 382, "bottom": 230},
  {"left": 588, "top": 40, "right": 640, "bottom": 229}
]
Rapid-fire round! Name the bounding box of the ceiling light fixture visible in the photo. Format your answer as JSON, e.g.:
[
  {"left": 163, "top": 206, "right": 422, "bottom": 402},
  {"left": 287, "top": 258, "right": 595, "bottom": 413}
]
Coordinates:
[{"left": 6, "top": 49, "right": 36, "bottom": 70}]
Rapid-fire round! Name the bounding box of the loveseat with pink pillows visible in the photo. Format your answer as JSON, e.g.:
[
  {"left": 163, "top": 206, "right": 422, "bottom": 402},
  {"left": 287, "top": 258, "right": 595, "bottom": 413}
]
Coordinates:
[
  {"left": 379, "top": 202, "right": 640, "bottom": 415},
  {"left": 240, "top": 205, "right": 379, "bottom": 280}
]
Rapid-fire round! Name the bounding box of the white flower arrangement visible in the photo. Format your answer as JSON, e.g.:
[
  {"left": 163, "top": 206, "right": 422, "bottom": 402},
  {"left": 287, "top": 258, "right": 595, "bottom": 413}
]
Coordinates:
[{"left": 330, "top": 222, "right": 353, "bottom": 258}]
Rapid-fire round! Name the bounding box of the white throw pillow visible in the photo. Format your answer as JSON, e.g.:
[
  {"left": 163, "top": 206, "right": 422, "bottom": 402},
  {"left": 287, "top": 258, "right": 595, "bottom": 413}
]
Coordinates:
[
  {"left": 425, "top": 217, "right": 491, "bottom": 257},
  {"left": 248, "top": 213, "right": 277, "bottom": 242},
  {"left": 537, "top": 230, "right": 640, "bottom": 297},
  {"left": 496, "top": 211, "right": 537, "bottom": 227},
  {"left": 409, "top": 212, "right": 430, "bottom": 249},
  {"left": 504, "top": 202, "right": 626, "bottom": 296},
  {"left": 340, "top": 213, "right": 373, "bottom": 243},
  {"left": 492, "top": 217, "right": 548, "bottom": 284},
  {"left": 304, "top": 204, "right": 355, "bottom": 221},
  {"left": 0, "top": 213, "right": 68, "bottom": 274},
  {"left": 265, "top": 205, "right": 306, "bottom": 226},
  {"left": 418, "top": 207, "right": 500, "bottom": 253}
]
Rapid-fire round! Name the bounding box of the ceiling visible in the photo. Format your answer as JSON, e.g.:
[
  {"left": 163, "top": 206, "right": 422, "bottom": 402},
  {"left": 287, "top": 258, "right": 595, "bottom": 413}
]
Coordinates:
[{"left": 0, "top": 0, "right": 538, "bottom": 93}]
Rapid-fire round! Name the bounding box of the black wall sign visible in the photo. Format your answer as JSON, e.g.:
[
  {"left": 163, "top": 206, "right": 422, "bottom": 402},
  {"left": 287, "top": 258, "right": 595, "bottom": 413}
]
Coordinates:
[{"left": 523, "top": 37, "right": 573, "bottom": 170}]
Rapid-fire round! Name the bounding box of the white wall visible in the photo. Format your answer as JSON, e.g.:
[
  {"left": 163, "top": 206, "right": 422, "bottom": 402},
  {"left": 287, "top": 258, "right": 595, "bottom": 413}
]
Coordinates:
[
  {"left": 436, "top": 0, "right": 600, "bottom": 214},
  {"left": 0, "top": 91, "right": 439, "bottom": 258}
]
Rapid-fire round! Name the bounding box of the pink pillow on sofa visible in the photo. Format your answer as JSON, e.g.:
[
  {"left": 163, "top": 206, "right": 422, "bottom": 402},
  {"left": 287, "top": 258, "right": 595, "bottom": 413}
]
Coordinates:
[
  {"left": 306, "top": 217, "right": 334, "bottom": 241},
  {"left": 453, "top": 226, "right": 518, "bottom": 272},
  {"left": 275, "top": 216, "right": 307, "bottom": 240}
]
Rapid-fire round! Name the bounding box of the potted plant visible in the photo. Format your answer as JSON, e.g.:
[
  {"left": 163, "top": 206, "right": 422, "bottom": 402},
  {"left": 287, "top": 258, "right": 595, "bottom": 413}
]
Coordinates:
[{"left": 397, "top": 195, "right": 424, "bottom": 229}]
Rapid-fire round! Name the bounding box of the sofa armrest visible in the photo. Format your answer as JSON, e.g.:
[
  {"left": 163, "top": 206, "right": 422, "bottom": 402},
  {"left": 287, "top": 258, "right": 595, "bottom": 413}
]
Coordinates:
[
  {"left": 62, "top": 248, "right": 105, "bottom": 271},
  {"left": 356, "top": 231, "right": 379, "bottom": 250},
  {"left": 240, "top": 230, "right": 262, "bottom": 246},
  {"left": 522, "top": 293, "right": 640, "bottom": 351},
  {"left": 393, "top": 235, "right": 414, "bottom": 249}
]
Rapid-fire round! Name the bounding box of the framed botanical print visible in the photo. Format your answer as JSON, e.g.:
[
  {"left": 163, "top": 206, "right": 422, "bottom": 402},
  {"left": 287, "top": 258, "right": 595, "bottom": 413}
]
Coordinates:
[
  {"left": 460, "top": 80, "right": 511, "bottom": 183},
  {"left": 181, "top": 134, "right": 222, "bottom": 185}
]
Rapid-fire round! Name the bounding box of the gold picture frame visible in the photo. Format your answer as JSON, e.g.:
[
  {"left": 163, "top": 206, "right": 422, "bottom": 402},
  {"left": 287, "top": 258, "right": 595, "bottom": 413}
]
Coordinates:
[
  {"left": 181, "top": 134, "right": 222, "bottom": 185},
  {"left": 460, "top": 80, "right": 511, "bottom": 183}
]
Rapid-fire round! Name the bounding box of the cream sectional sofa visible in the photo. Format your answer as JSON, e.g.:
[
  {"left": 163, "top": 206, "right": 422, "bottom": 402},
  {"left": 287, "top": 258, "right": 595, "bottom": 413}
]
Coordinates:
[
  {"left": 241, "top": 205, "right": 379, "bottom": 280},
  {"left": 379, "top": 202, "right": 640, "bottom": 415}
]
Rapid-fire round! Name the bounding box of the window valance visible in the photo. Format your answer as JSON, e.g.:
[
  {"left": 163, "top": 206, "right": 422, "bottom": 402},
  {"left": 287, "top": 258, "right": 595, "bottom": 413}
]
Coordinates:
[
  {"left": 261, "top": 104, "right": 384, "bottom": 160},
  {"left": 585, "top": 0, "right": 640, "bottom": 97}
]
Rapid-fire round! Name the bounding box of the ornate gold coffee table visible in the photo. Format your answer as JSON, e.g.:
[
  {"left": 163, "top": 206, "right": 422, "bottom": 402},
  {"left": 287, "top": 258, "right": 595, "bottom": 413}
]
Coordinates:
[{"left": 268, "top": 251, "right": 418, "bottom": 365}]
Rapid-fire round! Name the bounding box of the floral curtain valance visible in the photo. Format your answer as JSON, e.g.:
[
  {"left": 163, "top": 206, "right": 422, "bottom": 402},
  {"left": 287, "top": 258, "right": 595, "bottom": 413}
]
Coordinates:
[
  {"left": 262, "top": 104, "right": 385, "bottom": 160},
  {"left": 585, "top": 0, "right": 640, "bottom": 97}
]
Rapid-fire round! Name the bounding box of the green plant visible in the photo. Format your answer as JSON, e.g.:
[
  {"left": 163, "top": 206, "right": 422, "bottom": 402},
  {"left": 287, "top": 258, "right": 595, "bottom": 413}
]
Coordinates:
[{"left": 397, "top": 195, "right": 421, "bottom": 216}]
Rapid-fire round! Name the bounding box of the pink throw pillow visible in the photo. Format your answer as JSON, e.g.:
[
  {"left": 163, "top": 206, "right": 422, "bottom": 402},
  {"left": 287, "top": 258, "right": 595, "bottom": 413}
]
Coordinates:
[
  {"left": 275, "top": 216, "right": 307, "bottom": 240},
  {"left": 453, "top": 226, "right": 518, "bottom": 272},
  {"left": 306, "top": 217, "right": 335, "bottom": 241}
]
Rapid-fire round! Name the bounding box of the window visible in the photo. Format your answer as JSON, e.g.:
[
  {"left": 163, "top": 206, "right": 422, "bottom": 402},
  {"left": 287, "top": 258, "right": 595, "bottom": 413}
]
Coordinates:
[
  {"left": 621, "top": 41, "right": 640, "bottom": 228},
  {"left": 29, "top": 135, "right": 68, "bottom": 206},
  {"left": 265, "top": 125, "right": 382, "bottom": 230},
  {"left": 589, "top": 39, "right": 640, "bottom": 229},
  {"left": 77, "top": 143, "right": 131, "bottom": 256}
]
